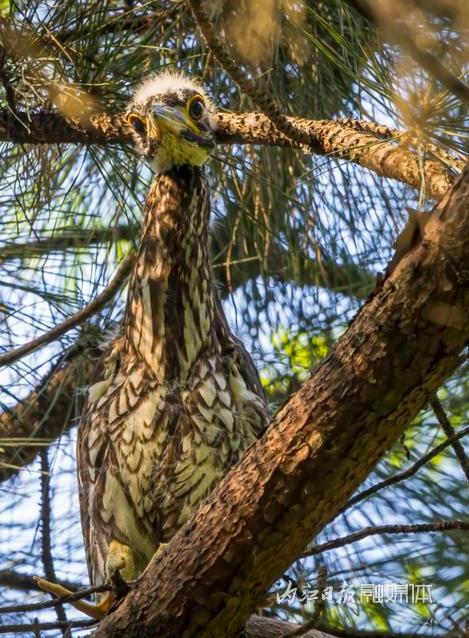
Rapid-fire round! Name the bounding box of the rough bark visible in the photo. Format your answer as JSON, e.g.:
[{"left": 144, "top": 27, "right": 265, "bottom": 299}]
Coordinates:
[
  {"left": 90, "top": 168, "right": 468, "bottom": 637},
  {"left": 0, "top": 110, "right": 453, "bottom": 199}
]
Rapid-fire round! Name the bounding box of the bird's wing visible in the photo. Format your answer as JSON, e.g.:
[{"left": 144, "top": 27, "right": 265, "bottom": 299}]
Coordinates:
[{"left": 76, "top": 347, "right": 115, "bottom": 590}]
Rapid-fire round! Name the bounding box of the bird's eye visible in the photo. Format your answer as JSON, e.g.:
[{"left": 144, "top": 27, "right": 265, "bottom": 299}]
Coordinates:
[
  {"left": 188, "top": 97, "right": 205, "bottom": 121},
  {"left": 127, "top": 114, "right": 146, "bottom": 136}
]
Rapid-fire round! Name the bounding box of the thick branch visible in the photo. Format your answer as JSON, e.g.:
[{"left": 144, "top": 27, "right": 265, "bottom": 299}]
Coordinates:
[
  {"left": 0, "top": 346, "right": 94, "bottom": 482},
  {"left": 0, "top": 111, "right": 454, "bottom": 199},
  {"left": 92, "top": 170, "right": 469, "bottom": 636}
]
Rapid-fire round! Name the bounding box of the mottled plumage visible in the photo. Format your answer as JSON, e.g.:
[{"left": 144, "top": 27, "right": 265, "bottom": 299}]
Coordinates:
[{"left": 74, "top": 76, "right": 268, "bottom": 605}]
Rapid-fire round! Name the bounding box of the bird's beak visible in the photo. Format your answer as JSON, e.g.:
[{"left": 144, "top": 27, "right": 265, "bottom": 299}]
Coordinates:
[{"left": 150, "top": 105, "right": 214, "bottom": 149}]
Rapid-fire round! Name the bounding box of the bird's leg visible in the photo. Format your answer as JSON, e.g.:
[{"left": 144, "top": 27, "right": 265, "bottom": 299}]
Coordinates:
[{"left": 35, "top": 540, "right": 135, "bottom": 620}]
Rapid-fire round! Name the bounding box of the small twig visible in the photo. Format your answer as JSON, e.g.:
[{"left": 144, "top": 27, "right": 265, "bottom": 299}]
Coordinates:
[
  {"left": 0, "top": 620, "right": 96, "bottom": 635},
  {"left": 344, "top": 0, "right": 469, "bottom": 104},
  {"left": 0, "top": 253, "right": 135, "bottom": 367},
  {"left": 341, "top": 426, "right": 469, "bottom": 512},
  {"left": 39, "top": 448, "right": 68, "bottom": 630},
  {"left": 0, "top": 584, "right": 111, "bottom": 614},
  {"left": 186, "top": 0, "right": 312, "bottom": 148},
  {"left": 431, "top": 397, "right": 469, "bottom": 482},
  {"left": 301, "top": 521, "right": 469, "bottom": 558}
]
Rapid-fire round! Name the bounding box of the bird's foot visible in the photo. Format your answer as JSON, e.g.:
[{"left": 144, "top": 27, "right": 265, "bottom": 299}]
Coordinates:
[
  {"left": 35, "top": 540, "right": 136, "bottom": 620},
  {"left": 34, "top": 577, "right": 114, "bottom": 620}
]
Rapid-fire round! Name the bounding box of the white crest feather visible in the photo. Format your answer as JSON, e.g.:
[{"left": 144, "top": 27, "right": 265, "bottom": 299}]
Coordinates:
[{"left": 132, "top": 71, "right": 213, "bottom": 110}]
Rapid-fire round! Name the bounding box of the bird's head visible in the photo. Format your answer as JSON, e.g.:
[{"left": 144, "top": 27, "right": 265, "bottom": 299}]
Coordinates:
[{"left": 126, "top": 72, "right": 216, "bottom": 174}]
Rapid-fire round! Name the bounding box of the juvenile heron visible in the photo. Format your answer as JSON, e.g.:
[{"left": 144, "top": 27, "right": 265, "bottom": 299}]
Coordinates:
[{"left": 37, "top": 72, "right": 268, "bottom": 617}]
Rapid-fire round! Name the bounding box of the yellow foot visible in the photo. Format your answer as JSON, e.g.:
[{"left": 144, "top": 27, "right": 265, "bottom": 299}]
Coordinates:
[
  {"left": 34, "top": 577, "right": 114, "bottom": 620},
  {"left": 107, "top": 540, "right": 135, "bottom": 581},
  {"left": 35, "top": 540, "right": 135, "bottom": 620}
]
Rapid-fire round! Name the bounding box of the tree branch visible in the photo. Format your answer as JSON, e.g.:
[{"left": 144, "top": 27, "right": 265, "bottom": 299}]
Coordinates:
[
  {"left": 89, "top": 168, "right": 468, "bottom": 636},
  {"left": 0, "top": 225, "right": 137, "bottom": 263},
  {"left": 0, "top": 345, "right": 94, "bottom": 482},
  {"left": 0, "top": 110, "right": 454, "bottom": 199},
  {"left": 0, "top": 584, "right": 110, "bottom": 614},
  {"left": 0, "top": 254, "right": 135, "bottom": 367},
  {"left": 0, "top": 620, "right": 97, "bottom": 635},
  {"left": 431, "top": 397, "right": 469, "bottom": 481},
  {"left": 341, "top": 425, "right": 469, "bottom": 512},
  {"left": 301, "top": 521, "right": 469, "bottom": 557},
  {"left": 344, "top": 0, "right": 469, "bottom": 104},
  {"left": 39, "top": 448, "right": 67, "bottom": 628}
]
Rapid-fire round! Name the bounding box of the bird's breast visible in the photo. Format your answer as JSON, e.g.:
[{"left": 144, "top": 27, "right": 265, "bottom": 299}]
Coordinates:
[{"left": 84, "top": 350, "right": 263, "bottom": 546}]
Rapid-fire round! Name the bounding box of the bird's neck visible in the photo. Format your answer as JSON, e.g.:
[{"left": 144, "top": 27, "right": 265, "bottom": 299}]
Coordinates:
[{"left": 124, "top": 165, "right": 217, "bottom": 382}]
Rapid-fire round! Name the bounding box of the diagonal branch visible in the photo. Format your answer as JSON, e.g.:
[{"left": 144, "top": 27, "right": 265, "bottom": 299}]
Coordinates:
[
  {"left": 186, "top": 0, "right": 311, "bottom": 147},
  {"left": 341, "top": 425, "right": 469, "bottom": 512},
  {"left": 431, "top": 397, "right": 469, "bottom": 481},
  {"left": 90, "top": 169, "right": 468, "bottom": 636},
  {"left": 301, "top": 521, "right": 469, "bottom": 557},
  {"left": 0, "top": 345, "right": 94, "bottom": 482},
  {"left": 0, "top": 254, "right": 135, "bottom": 367},
  {"left": 0, "top": 110, "right": 455, "bottom": 199},
  {"left": 344, "top": 0, "right": 469, "bottom": 104}
]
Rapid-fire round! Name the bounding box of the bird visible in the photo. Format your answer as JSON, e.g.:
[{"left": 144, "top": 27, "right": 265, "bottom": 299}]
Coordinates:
[{"left": 36, "top": 71, "right": 268, "bottom": 618}]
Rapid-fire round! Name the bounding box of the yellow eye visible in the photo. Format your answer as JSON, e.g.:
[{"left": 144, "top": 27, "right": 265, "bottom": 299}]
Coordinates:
[
  {"left": 127, "top": 113, "right": 146, "bottom": 136},
  {"left": 188, "top": 96, "right": 205, "bottom": 121}
]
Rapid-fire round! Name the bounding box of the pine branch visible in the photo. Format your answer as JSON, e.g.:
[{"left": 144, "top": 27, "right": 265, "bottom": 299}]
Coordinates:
[
  {"left": 431, "top": 397, "right": 469, "bottom": 481},
  {"left": 301, "top": 521, "right": 469, "bottom": 558},
  {"left": 344, "top": 0, "right": 469, "bottom": 104},
  {"left": 0, "top": 620, "right": 97, "bottom": 635},
  {"left": 0, "top": 110, "right": 455, "bottom": 200},
  {"left": 0, "top": 344, "right": 94, "bottom": 483},
  {"left": 0, "top": 254, "right": 135, "bottom": 367},
  {"left": 340, "top": 425, "right": 469, "bottom": 512},
  {"left": 39, "top": 448, "right": 67, "bottom": 628},
  {"left": 0, "top": 584, "right": 110, "bottom": 614},
  {"left": 0, "top": 226, "right": 137, "bottom": 263}
]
